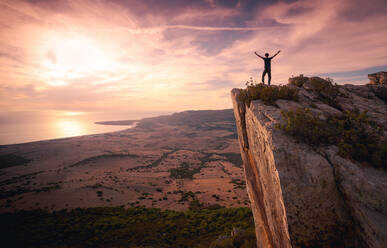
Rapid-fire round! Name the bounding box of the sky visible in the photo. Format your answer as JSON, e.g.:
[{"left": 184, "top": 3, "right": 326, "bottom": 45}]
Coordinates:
[{"left": 0, "top": 0, "right": 386, "bottom": 120}]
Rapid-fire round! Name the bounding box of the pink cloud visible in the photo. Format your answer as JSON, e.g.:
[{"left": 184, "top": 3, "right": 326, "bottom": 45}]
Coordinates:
[{"left": 0, "top": 0, "right": 386, "bottom": 116}]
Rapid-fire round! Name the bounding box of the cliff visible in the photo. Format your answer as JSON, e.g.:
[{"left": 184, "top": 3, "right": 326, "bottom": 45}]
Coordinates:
[{"left": 231, "top": 74, "right": 387, "bottom": 248}]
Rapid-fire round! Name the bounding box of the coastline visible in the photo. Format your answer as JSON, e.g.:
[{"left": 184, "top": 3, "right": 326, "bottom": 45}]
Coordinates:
[{"left": 0, "top": 122, "right": 137, "bottom": 146}]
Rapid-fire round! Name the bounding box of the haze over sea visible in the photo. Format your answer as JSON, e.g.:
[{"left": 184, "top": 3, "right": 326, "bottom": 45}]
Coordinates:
[{"left": 0, "top": 111, "right": 168, "bottom": 145}]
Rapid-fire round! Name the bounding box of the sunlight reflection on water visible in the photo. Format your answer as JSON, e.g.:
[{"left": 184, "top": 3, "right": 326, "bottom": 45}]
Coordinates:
[
  {"left": 0, "top": 110, "right": 169, "bottom": 145},
  {"left": 0, "top": 115, "right": 134, "bottom": 145},
  {"left": 56, "top": 120, "right": 85, "bottom": 137}
]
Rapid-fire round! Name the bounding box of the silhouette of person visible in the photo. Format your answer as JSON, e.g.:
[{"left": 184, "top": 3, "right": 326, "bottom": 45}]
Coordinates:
[{"left": 254, "top": 50, "right": 281, "bottom": 85}]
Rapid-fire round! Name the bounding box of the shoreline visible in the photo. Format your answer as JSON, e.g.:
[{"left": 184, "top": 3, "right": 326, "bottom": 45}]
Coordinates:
[{"left": 0, "top": 122, "right": 137, "bottom": 146}]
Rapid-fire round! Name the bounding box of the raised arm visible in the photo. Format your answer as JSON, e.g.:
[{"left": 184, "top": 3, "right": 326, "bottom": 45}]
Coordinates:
[
  {"left": 270, "top": 50, "right": 281, "bottom": 59},
  {"left": 254, "top": 51, "right": 264, "bottom": 59}
]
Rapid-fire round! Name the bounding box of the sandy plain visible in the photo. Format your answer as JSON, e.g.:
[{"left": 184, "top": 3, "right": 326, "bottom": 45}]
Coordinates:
[{"left": 0, "top": 110, "right": 249, "bottom": 212}]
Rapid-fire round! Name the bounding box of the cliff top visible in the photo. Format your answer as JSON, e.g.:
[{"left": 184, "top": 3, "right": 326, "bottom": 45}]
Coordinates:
[
  {"left": 233, "top": 74, "right": 387, "bottom": 171},
  {"left": 230, "top": 73, "right": 387, "bottom": 248}
]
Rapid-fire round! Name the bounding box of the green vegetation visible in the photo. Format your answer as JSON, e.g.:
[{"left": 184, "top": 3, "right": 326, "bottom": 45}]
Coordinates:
[
  {"left": 137, "top": 109, "right": 235, "bottom": 131},
  {"left": 277, "top": 108, "right": 336, "bottom": 146},
  {"left": 212, "top": 194, "right": 221, "bottom": 201},
  {"left": 210, "top": 228, "right": 257, "bottom": 248},
  {"left": 169, "top": 190, "right": 198, "bottom": 204},
  {"left": 230, "top": 179, "right": 246, "bottom": 190},
  {"left": 0, "top": 171, "right": 43, "bottom": 190},
  {"left": 221, "top": 165, "right": 232, "bottom": 175},
  {"left": 128, "top": 150, "right": 176, "bottom": 171},
  {"left": 169, "top": 162, "right": 204, "bottom": 179},
  {"left": 219, "top": 153, "right": 243, "bottom": 168},
  {"left": 1, "top": 184, "right": 61, "bottom": 200},
  {"left": 288, "top": 75, "right": 309, "bottom": 87},
  {"left": 168, "top": 152, "right": 244, "bottom": 179},
  {"left": 289, "top": 76, "right": 341, "bottom": 108},
  {"left": 308, "top": 77, "right": 340, "bottom": 108},
  {"left": 178, "top": 191, "right": 196, "bottom": 202},
  {"left": 198, "top": 153, "right": 220, "bottom": 164},
  {"left": 86, "top": 183, "right": 114, "bottom": 191},
  {"left": 278, "top": 108, "right": 387, "bottom": 170},
  {"left": 238, "top": 83, "right": 298, "bottom": 106},
  {"left": 0, "top": 206, "right": 256, "bottom": 248},
  {"left": 0, "top": 154, "right": 31, "bottom": 169},
  {"left": 70, "top": 154, "right": 140, "bottom": 168}
]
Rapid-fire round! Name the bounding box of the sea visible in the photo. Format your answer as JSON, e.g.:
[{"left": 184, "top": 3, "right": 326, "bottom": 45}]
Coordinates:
[{"left": 0, "top": 111, "right": 156, "bottom": 145}]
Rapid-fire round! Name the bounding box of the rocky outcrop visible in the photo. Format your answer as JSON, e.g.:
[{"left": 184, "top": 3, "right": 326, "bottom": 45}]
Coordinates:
[
  {"left": 231, "top": 77, "right": 387, "bottom": 248},
  {"left": 368, "top": 71, "right": 387, "bottom": 85},
  {"left": 368, "top": 72, "right": 387, "bottom": 101}
]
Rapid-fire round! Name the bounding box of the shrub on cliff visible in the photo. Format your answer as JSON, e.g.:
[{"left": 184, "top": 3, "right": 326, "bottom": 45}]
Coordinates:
[
  {"left": 309, "top": 77, "right": 341, "bottom": 108},
  {"left": 278, "top": 108, "right": 387, "bottom": 170},
  {"left": 288, "top": 74, "right": 309, "bottom": 87},
  {"left": 334, "top": 110, "right": 386, "bottom": 169},
  {"left": 277, "top": 108, "right": 337, "bottom": 146},
  {"left": 238, "top": 83, "right": 298, "bottom": 106},
  {"left": 289, "top": 76, "right": 341, "bottom": 108}
]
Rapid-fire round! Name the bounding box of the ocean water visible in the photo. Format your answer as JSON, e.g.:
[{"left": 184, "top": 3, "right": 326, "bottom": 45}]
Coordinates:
[{"left": 0, "top": 112, "right": 137, "bottom": 145}]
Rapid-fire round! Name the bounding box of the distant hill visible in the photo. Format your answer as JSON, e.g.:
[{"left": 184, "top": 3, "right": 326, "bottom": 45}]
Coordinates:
[
  {"left": 96, "top": 109, "right": 234, "bottom": 125},
  {"left": 95, "top": 120, "right": 137, "bottom": 125},
  {"left": 137, "top": 109, "right": 236, "bottom": 131},
  {"left": 96, "top": 109, "right": 236, "bottom": 132},
  {"left": 140, "top": 109, "right": 235, "bottom": 125}
]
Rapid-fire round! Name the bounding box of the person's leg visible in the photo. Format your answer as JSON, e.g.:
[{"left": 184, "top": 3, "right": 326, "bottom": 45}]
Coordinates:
[
  {"left": 262, "top": 70, "right": 267, "bottom": 84},
  {"left": 268, "top": 70, "right": 272, "bottom": 85}
]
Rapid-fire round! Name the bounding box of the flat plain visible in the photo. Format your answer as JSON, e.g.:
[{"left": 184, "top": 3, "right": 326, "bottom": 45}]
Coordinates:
[{"left": 0, "top": 109, "right": 249, "bottom": 212}]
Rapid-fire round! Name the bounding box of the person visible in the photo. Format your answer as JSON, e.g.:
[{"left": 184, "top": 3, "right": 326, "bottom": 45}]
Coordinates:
[{"left": 254, "top": 50, "right": 281, "bottom": 85}]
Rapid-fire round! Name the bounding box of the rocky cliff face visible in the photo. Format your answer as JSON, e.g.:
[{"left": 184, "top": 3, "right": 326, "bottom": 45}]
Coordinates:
[{"left": 231, "top": 76, "right": 387, "bottom": 248}]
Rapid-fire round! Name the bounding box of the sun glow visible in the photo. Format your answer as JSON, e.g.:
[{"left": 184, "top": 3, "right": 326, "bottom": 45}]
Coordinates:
[
  {"left": 56, "top": 120, "right": 84, "bottom": 137},
  {"left": 42, "top": 36, "right": 116, "bottom": 86},
  {"left": 64, "top": 111, "right": 86, "bottom": 116}
]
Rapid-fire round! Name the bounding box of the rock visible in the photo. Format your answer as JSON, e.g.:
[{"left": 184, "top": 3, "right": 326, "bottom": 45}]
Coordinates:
[
  {"left": 217, "top": 235, "right": 231, "bottom": 241},
  {"left": 231, "top": 227, "right": 245, "bottom": 237},
  {"left": 368, "top": 71, "right": 387, "bottom": 85},
  {"left": 325, "top": 147, "right": 387, "bottom": 248},
  {"left": 368, "top": 84, "right": 387, "bottom": 102},
  {"left": 288, "top": 74, "right": 308, "bottom": 87},
  {"left": 231, "top": 75, "right": 387, "bottom": 248}
]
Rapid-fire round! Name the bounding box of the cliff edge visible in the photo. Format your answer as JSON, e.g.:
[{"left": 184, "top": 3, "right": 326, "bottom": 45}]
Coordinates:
[{"left": 231, "top": 74, "right": 387, "bottom": 248}]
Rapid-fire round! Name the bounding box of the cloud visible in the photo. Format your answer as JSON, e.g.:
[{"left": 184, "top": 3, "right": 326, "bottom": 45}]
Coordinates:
[
  {"left": 189, "top": 79, "right": 238, "bottom": 91},
  {"left": 0, "top": 0, "right": 386, "bottom": 117},
  {"left": 165, "top": 25, "right": 273, "bottom": 31}
]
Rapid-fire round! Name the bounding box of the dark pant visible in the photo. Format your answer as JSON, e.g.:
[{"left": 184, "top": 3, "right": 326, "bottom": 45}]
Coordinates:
[{"left": 262, "top": 69, "right": 271, "bottom": 85}]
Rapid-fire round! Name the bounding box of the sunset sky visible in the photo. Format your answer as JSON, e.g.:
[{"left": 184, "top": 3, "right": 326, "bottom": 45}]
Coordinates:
[{"left": 1, "top": 0, "right": 386, "bottom": 120}]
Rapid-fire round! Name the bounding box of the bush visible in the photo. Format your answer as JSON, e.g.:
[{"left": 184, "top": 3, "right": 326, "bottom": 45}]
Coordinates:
[
  {"left": 309, "top": 77, "right": 340, "bottom": 108},
  {"left": 278, "top": 108, "right": 387, "bottom": 171},
  {"left": 168, "top": 162, "right": 203, "bottom": 179},
  {"left": 277, "top": 108, "right": 337, "bottom": 146},
  {"left": 238, "top": 83, "right": 298, "bottom": 106},
  {"left": 288, "top": 75, "right": 309, "bottom": 87},
  {"left": 0, "top": 206, "right": 255, "bottom": 248},
  {"left": 288, "top": 76, "right": 340, "bottom": 108},
  {"left": 334, "top": 110, "right": 386, "bottom": 169},
  {"left": 209, "top": 228, "right": 257, "bottom": 248}
]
